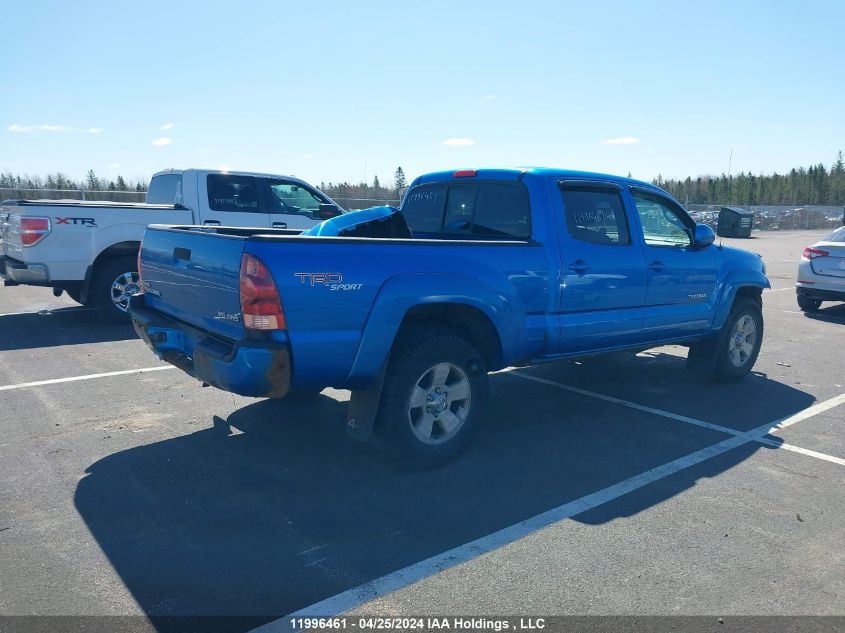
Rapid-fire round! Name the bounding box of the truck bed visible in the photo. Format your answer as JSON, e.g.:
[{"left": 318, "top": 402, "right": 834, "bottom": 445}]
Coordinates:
[{"left": 138, "top": 224, "right": 550, "bottom": 390}]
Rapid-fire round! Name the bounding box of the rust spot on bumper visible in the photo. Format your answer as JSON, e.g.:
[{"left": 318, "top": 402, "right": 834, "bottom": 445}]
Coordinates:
[{"left": 264, "top": 347, "right": 291, "bottom": 398}]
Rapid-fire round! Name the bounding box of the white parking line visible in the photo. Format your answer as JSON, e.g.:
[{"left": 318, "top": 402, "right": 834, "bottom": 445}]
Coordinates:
[
  {"left": 764, "top": 287, "right": 794, "bottom": 292},
  {"left": 764, "top": 307, "right": 845, "bottom": 322},
  {"left": 0, "top": 366, "right": 174, "bottom": 392},
  {"left": 258, "top": 435, "right": 750, "bottom": 628},
  {"left": 507, "top": 372, "right": 845, "bottom": 467},
  {"left": 254, "top": 375, "right": 845, "bottom": 629},
  {"left": 0, "top": 306, "right": 96, "bottom": 318},
  {"left": 766, "top": 391, "right": 845, "bottom": 432}
]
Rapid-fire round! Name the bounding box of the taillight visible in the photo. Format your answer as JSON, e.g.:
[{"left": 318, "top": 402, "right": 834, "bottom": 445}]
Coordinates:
[
  {"left": 803, "top": 247, "right": 829, "bottom": 259},
  {"left": 453, "top": 169, "right": 477, "bottom": 178},
  {"left": 239, "top": 253, "right": 286, "bottom": 330},
  {"left": 136, "top": 247, "right": 144, "bottom": 295},
  {"left": 20, "top": 217, "right": 51, "bottom": 246}
]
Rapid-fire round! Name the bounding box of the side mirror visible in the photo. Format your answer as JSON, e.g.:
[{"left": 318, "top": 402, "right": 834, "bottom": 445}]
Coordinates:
[
  {"left": 318, "top": 203, "right": 341, "bottom": 219},
  {"left": 694, "top": 223, "right": 715, "bottom": 248}
]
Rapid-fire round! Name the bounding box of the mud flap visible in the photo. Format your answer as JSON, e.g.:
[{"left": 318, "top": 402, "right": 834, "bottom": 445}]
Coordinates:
[
  {"left": 346, "top": 363, "right": 388, "bottom": 442},
  {"left": 685, "top": 330, "right": 725, "bottom": 376}
]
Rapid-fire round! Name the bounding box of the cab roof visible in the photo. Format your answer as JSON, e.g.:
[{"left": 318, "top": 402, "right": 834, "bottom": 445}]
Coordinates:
[{"left": 413, "top": 167, "right": 663, "bottom": 192}]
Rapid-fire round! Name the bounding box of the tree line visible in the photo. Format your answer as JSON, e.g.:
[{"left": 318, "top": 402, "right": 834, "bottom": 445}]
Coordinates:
[
  {"left": 4, "top": 158, "right": 845, "bottom": 207},
  {"left": 655, "top": 151, "right": 845, "bottom": 206},
  {"left": 0, "top": 167, "right": 410, "bottom": 204},
  {"left": 319, "top": 167, "right": 407, "bottom": 203},
  {"left": 0, "top": 169, "right": 147, "bottom": 193}
]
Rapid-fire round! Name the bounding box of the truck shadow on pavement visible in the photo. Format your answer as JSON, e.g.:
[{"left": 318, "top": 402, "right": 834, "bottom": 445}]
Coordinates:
[
  {"left": 0, "top": 308, "right": 136, "bottom": 351},
  {"left": 804, "top": 302, "right": 845, "bottom": 325},
  {"left": 74, "top": 352, "right": 812, "bottom": 629}
]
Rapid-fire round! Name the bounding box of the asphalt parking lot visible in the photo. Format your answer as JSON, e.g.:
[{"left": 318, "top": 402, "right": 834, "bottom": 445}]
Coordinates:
[{"left": 1, "top": 230, "right": 843, "bottom": 631}]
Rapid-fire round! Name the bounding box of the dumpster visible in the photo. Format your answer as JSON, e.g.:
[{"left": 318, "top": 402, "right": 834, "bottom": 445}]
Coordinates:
[{"left": 717, "top": 206, "right": 754, "bottom": 237}]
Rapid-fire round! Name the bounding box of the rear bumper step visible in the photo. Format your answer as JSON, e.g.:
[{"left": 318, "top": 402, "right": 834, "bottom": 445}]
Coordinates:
[
  {"left": 0, "top": 255, "right": 49, "bottom": 285},
  {"left": 129, "top": 295, "right": 291, "bottom": 398}
]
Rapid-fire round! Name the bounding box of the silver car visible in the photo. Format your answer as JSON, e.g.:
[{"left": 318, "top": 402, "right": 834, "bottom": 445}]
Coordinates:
[{"left": 797, "top": 225, "right": 845, "bottom": 311}]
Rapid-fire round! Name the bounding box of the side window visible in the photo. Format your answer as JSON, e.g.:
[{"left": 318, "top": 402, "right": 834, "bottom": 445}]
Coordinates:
[
  {"left": 632, "top": 191, "right": 694, "bottom": 247},
  {"left": 401, "top": 185, "right": 446, "bottom": 232},
  {"left": 267, "top": 180, "right": 325, "bottom": 218},
  {"left": 207, "top": 175, "right": 262, "bottom": 213},
  {"left": 474, "top": 183, "right": 531, "bottom": 238},
  {"left": 560, "top": 185, "right": 630, "bottom": 245}
]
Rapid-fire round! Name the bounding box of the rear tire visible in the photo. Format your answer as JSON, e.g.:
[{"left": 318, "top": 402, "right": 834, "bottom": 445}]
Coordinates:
[
  {"left": 65, "top": 287, "right": 89, "bottom": 306},
  {"left": 92, "top": 256, "right": 139, "bottom": 322},
  {"left": 797, "top": 295, "right": 822, "bottom": 313},
  {"left": 710, "top": 298, "right": 763, "bottom": 381},
  {"left": 375, "top": 327, "right": 488, "bottom": 467}
]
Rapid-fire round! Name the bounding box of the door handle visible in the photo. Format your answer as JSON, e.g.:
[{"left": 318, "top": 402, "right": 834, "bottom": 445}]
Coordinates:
[
  {"left": 648, "top": 260, "right": 665, "bottom": 272},
  {"left": 272, "top": 222, "right": 287, "bottom": 228},
  {"left": 203, "top": 220, "right": 221, "bottom": 226},
  {"left": 173, "top": 247, "right": 191, "bottom": 261},
  {"left": 568, "top": 260, "right": 591, "bottom": 274}
]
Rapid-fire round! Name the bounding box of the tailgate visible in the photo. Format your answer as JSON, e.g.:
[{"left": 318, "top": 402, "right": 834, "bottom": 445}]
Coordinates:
[
  {"left": 140, "top": 227, "right": 246, "bottom": 339},
  {"left": 810, "top": 243, "right": 845, "bottom": 279}
]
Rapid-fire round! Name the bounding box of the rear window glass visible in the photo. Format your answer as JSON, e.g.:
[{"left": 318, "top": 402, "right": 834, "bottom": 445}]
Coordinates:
[
  {"left": 207, "top": 175, "right": 262, "bottom": 212},
  {"left": 824, "top": 225, "right": 845, "bottom": 242},
  {"left": 145, "top": 174, "right": 182, "bottom": 205},
  {"left": 401, "top": 182, "right": 531, "bottom": 239}
]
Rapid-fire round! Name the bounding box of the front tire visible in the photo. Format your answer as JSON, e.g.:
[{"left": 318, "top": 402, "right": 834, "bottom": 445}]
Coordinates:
[
  {"left": 711, "top": 298, "right": 764, "bottom": 381},
  {"left": 92, "top": 256, "right": 140, "bottom": 322},
  {"left": 376, "top": 328, "right": 488, "bottom": 466},
  {"left": 797, "top": 295, "right": 822, "bottom": 313}
]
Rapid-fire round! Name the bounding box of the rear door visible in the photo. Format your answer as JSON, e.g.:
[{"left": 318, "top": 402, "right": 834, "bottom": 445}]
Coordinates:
[
  {"left": 202, "top": 174, "right": 272, "bottom": 228},
  {"left": 554, "top": 180, "right": 647, "bottom": 353},
  {"left": 629, "top": 188, "right": 718, "bottom": 337}
]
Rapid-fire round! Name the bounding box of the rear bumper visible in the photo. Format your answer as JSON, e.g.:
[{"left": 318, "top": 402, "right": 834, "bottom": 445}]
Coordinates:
[
  {"left": 0, "top": 255, "right": 49, "bottom": 285},
  {"left": 796, "top": 285, "right": 845, "bottom": 302},
  {"left": 128, "top": 295, "right": 291, "bottom": 398}
]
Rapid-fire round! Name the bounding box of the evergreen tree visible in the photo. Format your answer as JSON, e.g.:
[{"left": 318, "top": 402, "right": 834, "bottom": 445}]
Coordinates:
[
  {"left": 393, "top": 167, "right": 407, "bottom": 191},
  {"left": 85, "top": 169, "right": 100, "bottom": 190},
  {"left": 116, "top": 175, "right": 127, "bottom": 191}
]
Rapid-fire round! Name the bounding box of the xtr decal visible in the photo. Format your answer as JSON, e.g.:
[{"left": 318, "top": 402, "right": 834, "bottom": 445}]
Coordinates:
[{"left": 56, "top": 217, "right": 97, "bottom": 227}]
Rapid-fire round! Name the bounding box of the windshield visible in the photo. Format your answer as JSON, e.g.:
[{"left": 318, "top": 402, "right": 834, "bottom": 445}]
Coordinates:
[{"left": 823, "top": 225, "right": 845, "bottom": 242}]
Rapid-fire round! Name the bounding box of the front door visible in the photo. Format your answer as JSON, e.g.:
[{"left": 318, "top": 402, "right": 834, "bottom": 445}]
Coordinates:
[
  {"left": 265, "top": 178, "right": 331, "bottom": 230},
  {"left": 555, "top": 180, "right": 647, "bottom": 353},
  {"left": 629, "top": 188, "right": 718, "bottom": 338}
]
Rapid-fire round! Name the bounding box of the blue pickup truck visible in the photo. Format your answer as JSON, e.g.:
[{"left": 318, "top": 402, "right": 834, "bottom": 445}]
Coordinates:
[{"left": 129, "top": 168, "right": 769, "bottom": 463}]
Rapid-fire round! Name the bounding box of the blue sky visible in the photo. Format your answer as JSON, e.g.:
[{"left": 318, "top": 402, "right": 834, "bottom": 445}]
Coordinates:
[{"left": 1, "top": 0, "right": 843, "bottom": 186}]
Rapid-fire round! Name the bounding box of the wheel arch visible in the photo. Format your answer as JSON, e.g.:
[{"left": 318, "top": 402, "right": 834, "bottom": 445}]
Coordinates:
[
  {"left": 81, "top": 241, "right": 140, "bottom": 304},
  {"left": 712, "top": 271, "right": 768, "bottom": 331},
  {"left": 345, "top": 273, "right": 522, "bottom": 388}
]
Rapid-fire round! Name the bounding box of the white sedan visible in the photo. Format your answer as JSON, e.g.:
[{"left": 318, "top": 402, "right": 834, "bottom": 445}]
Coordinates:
[{"left": 796, "top": 225, "right": 845, "bottom": 312}]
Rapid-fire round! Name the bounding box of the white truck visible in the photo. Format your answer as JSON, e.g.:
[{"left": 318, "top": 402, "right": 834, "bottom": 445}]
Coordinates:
[{"left": 0, "top": 168, "right": 342, "bottom": 320}]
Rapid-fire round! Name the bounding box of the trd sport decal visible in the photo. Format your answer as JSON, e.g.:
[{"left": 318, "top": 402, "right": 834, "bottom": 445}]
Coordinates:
[
  {"left": 294, "top": 272, "right": 363, "bottom": 291},
  {"left": 56, "top": 217, "right": 97, "bottom": 227}
]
